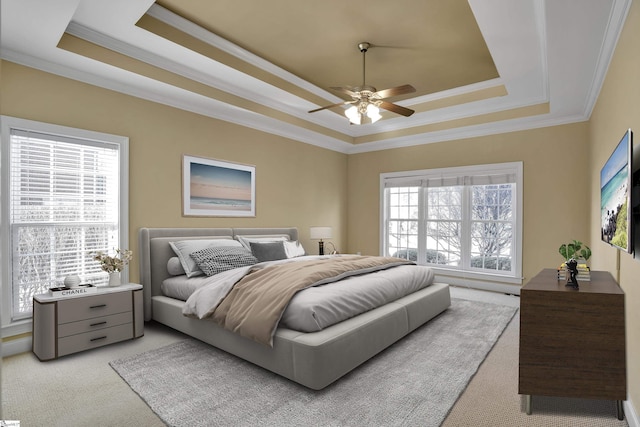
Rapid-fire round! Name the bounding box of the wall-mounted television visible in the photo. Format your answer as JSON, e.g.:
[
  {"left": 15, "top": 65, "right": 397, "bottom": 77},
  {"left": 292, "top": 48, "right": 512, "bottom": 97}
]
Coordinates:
[{"left": 600, "top": 128, "right": 633, "bottom": 252}]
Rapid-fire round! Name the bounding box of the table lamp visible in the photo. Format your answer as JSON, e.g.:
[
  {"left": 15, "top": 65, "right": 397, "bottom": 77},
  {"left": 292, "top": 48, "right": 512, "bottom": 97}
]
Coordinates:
[{"left": 310, "top": 226, "right": 333, "bottom": 255}]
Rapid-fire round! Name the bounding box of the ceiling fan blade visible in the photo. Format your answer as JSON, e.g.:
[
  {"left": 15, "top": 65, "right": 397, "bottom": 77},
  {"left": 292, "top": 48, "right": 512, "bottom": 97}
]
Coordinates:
[
  {"left": 378, "top": 101, "right": 415, "bottom": 117},
  {"left": 374, "top": 84, "right": 416, "bottom": 99},
  {"left": 329, "top": 86, "right": 360, "bottom": 97},
  {"left": 308, "top": 100, "right": 355, "bottom": 113}
]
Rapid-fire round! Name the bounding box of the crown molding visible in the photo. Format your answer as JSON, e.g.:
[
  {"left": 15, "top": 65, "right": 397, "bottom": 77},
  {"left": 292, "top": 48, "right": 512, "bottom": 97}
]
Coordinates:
[{"left": 581, "top": 0, "right": 632, "bottom": 119}]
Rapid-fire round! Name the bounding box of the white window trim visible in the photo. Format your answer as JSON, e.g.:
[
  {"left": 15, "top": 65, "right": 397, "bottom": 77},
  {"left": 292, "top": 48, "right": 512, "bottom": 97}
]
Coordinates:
[
  {"left": 380, "top": 162, "right": 523, "bottom": 290},
  {"left": 0, "top": 116, "right": 129, "bottom": 337}
]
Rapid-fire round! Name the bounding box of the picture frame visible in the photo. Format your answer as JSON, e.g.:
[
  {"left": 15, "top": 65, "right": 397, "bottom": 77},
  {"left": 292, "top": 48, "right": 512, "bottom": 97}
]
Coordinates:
[{"left": 182, "top": 155, "right": 256, "bottom": 217}]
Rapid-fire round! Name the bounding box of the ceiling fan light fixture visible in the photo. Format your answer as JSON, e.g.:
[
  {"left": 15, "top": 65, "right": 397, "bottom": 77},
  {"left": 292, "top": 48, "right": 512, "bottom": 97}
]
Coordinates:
[
  {"left": 345, "top": 102, "right": 381, "bottom": 125},
  {"left": 366, "top": 103, "right": 382, "bottom": 123},
  {"left": 345, "top": 105, "right": 361, "bottom": 125}
]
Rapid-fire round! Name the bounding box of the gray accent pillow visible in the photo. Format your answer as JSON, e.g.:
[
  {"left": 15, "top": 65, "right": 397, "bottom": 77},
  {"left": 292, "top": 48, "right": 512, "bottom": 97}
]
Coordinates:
[
  {"left": 250, "top": 241, "right": 288, "bottom": 262},
  {"left": 236, "top": 235, "right": 289, "bottom": 250},
  {"left": 189, "top": 246, "right": 258, "bottom": 276}
]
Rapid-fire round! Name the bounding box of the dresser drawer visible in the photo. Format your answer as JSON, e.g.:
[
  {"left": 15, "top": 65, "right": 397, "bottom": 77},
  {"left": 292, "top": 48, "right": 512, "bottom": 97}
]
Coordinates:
[
  {"left": 57, "top": 323, "right": 133, "bottom": 357},
  {"left": 58, "top": 292, "right": 131, "bottom": 324},
  {"left": 57, "top": 312, "right": 133, "bottom": 338}
]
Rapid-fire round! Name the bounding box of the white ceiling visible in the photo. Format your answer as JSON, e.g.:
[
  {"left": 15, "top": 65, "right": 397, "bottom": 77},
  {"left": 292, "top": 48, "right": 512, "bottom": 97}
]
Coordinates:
[{"left": 0, "top": 0, "right": 632, "bottom": 154}]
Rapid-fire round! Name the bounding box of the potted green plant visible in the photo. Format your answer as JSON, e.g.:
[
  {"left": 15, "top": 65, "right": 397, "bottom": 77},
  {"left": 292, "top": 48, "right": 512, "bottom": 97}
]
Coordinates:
[{"left": 558, "top": 240, "right": 591, "bottom": 265}]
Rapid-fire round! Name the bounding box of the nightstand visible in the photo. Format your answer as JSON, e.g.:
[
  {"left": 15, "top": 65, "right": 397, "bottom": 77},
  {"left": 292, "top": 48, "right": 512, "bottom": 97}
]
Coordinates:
[{"left": 32, "top": 283, "right": 144, "bottom": 361}]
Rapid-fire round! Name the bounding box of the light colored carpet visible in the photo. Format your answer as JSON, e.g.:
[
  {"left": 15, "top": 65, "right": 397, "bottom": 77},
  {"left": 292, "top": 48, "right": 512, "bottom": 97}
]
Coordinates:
[
  {"left": 442, "top": 309, "right": 630, "bottom": 427},
  {"left": 110, "top": 299, "right": 516, "bottom": 427},
  {"left": 4, "top": 287, "right": 631, "bottom": 426}
]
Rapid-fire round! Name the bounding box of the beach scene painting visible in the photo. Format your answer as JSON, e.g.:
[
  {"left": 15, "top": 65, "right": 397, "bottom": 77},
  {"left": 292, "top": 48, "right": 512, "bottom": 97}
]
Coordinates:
[{"left": 183, "top": 155, "right": 255, "bottom": 217}]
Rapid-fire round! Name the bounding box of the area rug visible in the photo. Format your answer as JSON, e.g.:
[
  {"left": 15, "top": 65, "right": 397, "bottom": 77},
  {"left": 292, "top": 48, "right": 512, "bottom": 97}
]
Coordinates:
[{"left": 110, "top": 299, "right": 517, "bottom": 427}]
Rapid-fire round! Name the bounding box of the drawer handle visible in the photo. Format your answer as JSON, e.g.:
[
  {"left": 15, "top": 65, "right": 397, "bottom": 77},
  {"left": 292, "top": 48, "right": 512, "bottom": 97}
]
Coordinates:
[
  {"left": 89, "top": 304, "right": 107, "bottom": 309},
  {"left": 90, "top": 336, "right": 107, "bottom": 342},
  {"left": 90, "top": 321, "right": 107, "bottom": 327}
]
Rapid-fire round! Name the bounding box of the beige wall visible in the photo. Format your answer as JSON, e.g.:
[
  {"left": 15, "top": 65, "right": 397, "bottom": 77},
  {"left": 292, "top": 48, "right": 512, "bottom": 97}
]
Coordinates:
[
  {"left": 0, "top": 61, "right": 348, "bottom": 283},
  {"left": 347, "top": 123, "right": 591, "bottom": 286},
  {"left": 588, "top": 0, "right": 640, "bottom": 411}
]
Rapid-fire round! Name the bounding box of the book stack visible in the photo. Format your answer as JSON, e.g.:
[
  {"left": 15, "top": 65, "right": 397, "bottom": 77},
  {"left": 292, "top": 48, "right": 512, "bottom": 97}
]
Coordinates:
[
  {"left": 557, "top": 262, "right": 591, "bottom": 281},
  {"left": 49, "top": 283, "right": 97, "bottom": 297}
]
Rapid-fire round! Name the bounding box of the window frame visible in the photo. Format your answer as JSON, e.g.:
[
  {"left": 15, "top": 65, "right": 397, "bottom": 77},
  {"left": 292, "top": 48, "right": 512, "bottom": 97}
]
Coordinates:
[
  {"left": 1, "top": 116, "right": 129, "bottom": 336},
  {"left": 380, "top": 162, "right": 523, "bottom": 288}
]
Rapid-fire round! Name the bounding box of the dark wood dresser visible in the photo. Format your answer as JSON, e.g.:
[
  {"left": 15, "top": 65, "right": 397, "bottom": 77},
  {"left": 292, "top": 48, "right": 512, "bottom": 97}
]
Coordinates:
[{"left": 518, "top": 268, "right": 626, "bottom": 419}]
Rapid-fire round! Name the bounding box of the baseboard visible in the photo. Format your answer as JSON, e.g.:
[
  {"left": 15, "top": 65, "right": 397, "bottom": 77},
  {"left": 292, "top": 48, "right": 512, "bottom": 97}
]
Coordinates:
[
  {"left": 2, "top": 336, "right": 31, "bottom": 358},
  {"left": 434, "top": 274, "right": 521, "bottom": 296},
  {"left": 626, "top": 399, "right": 639, "bottom": 427}
]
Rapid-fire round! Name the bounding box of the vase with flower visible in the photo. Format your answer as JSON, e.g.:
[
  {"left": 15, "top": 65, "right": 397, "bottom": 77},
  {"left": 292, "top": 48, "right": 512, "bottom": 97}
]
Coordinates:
[{"left": 93, "top": 248, "right": 133, "bottom": 287}]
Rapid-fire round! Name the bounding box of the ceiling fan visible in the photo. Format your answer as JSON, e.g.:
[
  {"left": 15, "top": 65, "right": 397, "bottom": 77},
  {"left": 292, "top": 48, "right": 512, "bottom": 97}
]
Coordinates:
[{"left": 308, "top": 42, "right": 416, "bottom": 125}]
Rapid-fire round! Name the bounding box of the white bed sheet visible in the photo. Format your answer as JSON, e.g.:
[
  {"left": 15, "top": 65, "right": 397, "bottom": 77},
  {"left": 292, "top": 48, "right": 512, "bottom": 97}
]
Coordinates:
[{"left": 162, "top": 255, "right": 434, "bottom": 332}]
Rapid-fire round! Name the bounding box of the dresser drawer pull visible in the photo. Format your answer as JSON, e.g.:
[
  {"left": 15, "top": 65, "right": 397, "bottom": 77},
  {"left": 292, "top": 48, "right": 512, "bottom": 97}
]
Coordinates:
[
  {"left": 90, "top": 321, "right": 107, "bottom": 327},
  {"left": 90, "top": 304, "right": 107, "bottom": 309},
  {"left": 90, "top": 336, "right": 107, "bottom": 342}
]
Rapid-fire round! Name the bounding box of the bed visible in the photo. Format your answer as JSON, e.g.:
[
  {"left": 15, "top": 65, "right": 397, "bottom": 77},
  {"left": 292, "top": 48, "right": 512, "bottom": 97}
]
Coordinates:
[{"left": 139, "top": 227, "right": 451, "bottom": 390}]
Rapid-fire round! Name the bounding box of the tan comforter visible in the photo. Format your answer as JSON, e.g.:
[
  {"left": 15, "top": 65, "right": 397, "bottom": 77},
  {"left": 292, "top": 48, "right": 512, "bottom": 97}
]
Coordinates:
[{"left": 189, "top": 255, "right": 414, "bottom": 346}]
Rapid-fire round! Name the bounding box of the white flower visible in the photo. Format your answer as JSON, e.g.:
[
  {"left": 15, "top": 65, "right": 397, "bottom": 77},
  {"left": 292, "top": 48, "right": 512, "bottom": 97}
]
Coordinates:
[{"left": 93, "top": 248, "right": 132, "bottom": 273}]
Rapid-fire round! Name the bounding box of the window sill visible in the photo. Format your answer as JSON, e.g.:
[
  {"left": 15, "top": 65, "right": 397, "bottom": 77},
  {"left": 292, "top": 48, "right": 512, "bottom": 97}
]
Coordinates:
[
  {"left": 428, "top": 267, "right": 521, "bottom": 284},
  {"left": 2, "top": 319, "right": 32, "bottom": 339},
  {"left": 430, "top": 267, "right": 523, "bottom": 295}
]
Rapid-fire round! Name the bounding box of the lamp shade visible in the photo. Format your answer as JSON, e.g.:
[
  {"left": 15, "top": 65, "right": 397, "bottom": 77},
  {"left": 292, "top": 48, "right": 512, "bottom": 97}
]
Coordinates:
[{"left": 310, "top": 226, "right": 333, "bottom": 240}]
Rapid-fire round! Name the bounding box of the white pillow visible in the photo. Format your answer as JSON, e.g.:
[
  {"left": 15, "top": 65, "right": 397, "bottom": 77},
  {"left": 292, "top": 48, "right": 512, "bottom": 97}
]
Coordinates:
[
  {"left": 283, "top": 240, "right": 306, "bottom": 258},
  {"left": 169, "top": 239, "right": 243, "bottom": 278},
  {"left": 236, "top": 235, "right": 289, "bottom": 250}
]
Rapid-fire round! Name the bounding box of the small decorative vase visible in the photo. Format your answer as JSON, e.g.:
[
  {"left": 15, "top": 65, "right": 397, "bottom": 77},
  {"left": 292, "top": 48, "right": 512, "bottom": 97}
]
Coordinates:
[
  {"left": 108, "top": 272, "right": 121, "bottom": 287},
  {"left": 64, "top": 275, "right": 81, "bottom": 288}
]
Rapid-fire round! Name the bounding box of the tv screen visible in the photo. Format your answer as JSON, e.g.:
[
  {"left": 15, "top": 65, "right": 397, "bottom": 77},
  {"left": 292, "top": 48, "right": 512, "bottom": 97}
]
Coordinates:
[{"left": 601, "top": 128, "right": 632, "bottom": 252}]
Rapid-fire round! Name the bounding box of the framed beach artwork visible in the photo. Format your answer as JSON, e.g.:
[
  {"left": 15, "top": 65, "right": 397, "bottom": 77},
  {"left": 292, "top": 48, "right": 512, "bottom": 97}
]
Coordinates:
[{"left": 182, "top": 155, "right": 256, "bottom": 217}]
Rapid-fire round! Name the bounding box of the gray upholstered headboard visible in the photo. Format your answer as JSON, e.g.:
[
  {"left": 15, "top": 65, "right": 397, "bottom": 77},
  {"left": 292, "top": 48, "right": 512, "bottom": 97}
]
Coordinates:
[{"left": 138, "top": 227, "right": 299, "bottom": 321}]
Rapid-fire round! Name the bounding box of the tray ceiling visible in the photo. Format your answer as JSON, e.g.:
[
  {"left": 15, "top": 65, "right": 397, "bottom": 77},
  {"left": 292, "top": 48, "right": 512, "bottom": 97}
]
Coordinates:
[{"left": 0, "top": 0, "right": 631, "bottom": 153}]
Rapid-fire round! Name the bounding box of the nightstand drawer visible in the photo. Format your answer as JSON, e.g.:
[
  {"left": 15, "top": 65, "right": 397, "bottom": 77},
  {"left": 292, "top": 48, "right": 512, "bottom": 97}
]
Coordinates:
[
  {"left": 58, "top": 292, "right": 131, "bottom": 324},
  {"left": 58, "top": 323, "right": 134, "bottom": 357},
  {"left": 58, "top": 312, "right": 133, "bottom": 338}
]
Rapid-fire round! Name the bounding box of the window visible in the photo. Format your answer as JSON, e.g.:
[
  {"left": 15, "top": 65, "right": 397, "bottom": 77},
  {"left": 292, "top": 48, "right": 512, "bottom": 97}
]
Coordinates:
[
  {"left": 381, "top": 162, "right": 522, "bottom": 286},
  {"left": 1, "top": 116, "right": 128, "bottom": 331}
]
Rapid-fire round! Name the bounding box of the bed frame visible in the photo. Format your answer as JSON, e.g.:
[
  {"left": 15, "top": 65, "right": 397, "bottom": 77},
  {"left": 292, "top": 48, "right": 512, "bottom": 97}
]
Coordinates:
[{"left": 139, "top": 227, "right": 451, "bottom": 390}]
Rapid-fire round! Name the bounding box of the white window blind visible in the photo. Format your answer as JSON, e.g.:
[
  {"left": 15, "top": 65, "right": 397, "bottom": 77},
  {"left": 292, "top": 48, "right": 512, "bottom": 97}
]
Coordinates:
[
  {"left": 383, "top": 171, "right": 517, "bottom": 188},
  {"left": 8, "top": 128, "right": 122, "bottom": 320}
]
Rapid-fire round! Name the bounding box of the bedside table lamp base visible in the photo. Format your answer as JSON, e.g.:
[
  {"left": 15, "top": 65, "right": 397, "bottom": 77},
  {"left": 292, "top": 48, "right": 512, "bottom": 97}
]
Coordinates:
[{"left": 310, "top": 226, "right": 333, "bottom": 256}]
